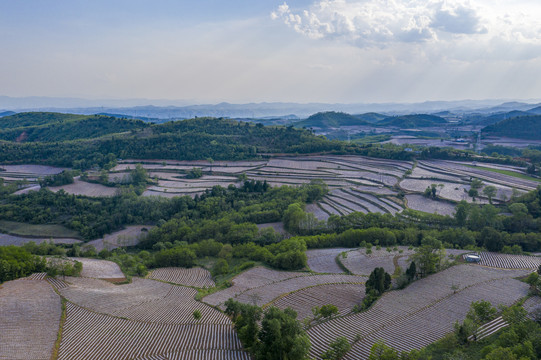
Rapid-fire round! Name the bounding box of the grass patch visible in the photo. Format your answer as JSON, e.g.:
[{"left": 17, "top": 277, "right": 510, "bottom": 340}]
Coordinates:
[
  {"left": 465, "top": 164, "right": 541, "bottom": 183},
  {"left": 50, "top": 298, "right": 67, "bottom": 360},
  {"left": 0, "top": 220, "right": 81, "bottom": 238}
]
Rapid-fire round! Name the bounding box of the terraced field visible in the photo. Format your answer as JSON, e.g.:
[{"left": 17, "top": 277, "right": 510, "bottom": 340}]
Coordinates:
[
  {"left": 148, "top": 267, "right": 215, "bottom": 288},
  {"left": 306, "top": 248, "right": 349, "bottom": 273},
  {"left": 86, "top": 225, "right": 151, "bottom": 252},
  {"left": 230, "top": 274, "right": 366, "bottom": 308},
  {"left": 472, "top": 252, "right": 541, "bottom": 270},
  {"left": 340, "top": 247, "right": 415, "bottom": 276},
  {"left": 307, "top": 265, "right": 530, "bottom": 359},
  {"left": 0, "top": 279, "right": 61, "bottom": 360},
  {"left": 60, "top": 277, "right": 229, "bottom": 325},
  {"left": 203, "top": 267, "right": 309, "bottom": 307},
  {"left": 70, "top": 257, "right": 125, "bottom": 279},
  {"left": 57, "top": 303, "right": 242, "bottom": 360},
  {"left": 272, "top": 283, "right": 364, "bottom": 320}
]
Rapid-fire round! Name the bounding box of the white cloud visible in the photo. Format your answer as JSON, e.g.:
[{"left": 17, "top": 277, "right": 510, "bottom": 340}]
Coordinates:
[{"left": 271, "top": 0, "right": 541, "bottom": 58}]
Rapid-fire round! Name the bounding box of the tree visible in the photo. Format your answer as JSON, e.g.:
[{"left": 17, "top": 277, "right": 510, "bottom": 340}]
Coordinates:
[
  {"left": 255, "top": 307, "right": 310, "bottom": 360},
  {"left": 368, "top": 340, "right": 400, "bottom": 360},
  {"left": 468, "top": 188, "right": 479, "bottom": 201},
  {"left": 225, "top": 299, "right": 262, "bottom": 349},
  {"left": 471, "top": 178, "right": 484, "bottom": 190},
  {"left": 193, "top": 309, "right": 202, "bottom": 321},
  {"left": 482, "top": 185, "right": 497, "bottom": 204},
  {"left": 406, "top": 261, "right": 416, "bottom": 281},
  {"left": 410, "top": 237, "right": 445, "bottom": 277},
  {"left": 322, "top": 336, "right": 351, "bottom": 360},
  {"left": 366, "top": 267, "right": 391, "bottom": 295}
]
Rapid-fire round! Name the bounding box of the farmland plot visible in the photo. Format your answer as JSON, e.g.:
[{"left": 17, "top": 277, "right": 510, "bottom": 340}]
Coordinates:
[
  {"left": 232, "top": 274, "right": 366, "bottom": 307},
  {"left": 272, "top": 283, "right": 364, "bottom": 320},
  {"left": 60, "top": 277, "right": 228, "bottom": 324},
  {"left": 307, "top": 265, "right": 529, "bottom": 359},
  {"left": 133, "top": 350, "right": 252, "bottom": 360},
  {"left": 0, "top": 233, "right": 81, "bottom": 246},
  {"left": 405, "top": 194, "right": 456, "bottom": 216},
  {"left": 202, "top": 267, "right": 310, "bottom": 307},
  {"left": 340, "top": 247, "right": 415, "bottom": 276},
  {"left": 306, "top": 248, "right": 350, "bottom": 273},
  {"left": 86, "top": 225, "right": 151, "bottom": 252},
  {"left": 474, "top": 252, "right": 541, "bottom": 270},
  {"left": 305, "top": 203, "right": 330, "bottom": 221},
  {"left": 149, "top": 267, "right": 215, "bottom": 288},
  {"left": 424, "top": 160, "right": 538, "bottom": 191},
  {"left": 70, "top": 257, "right": 124, "bottom": 279},
  {"left": 342, "top": 278, "right": 528, "bottom": 359},
  {"left": 49, "top": 179, "right": 119, "bottom": 197},
  {"left": 409, "top": 166, "right": 465, "bottom": 182},
  {"left": 327, "top": 193, "right": 370, "bottom": 213},
  {"left": 350, "top": 185, "right": 398, "bottom": 196},
  {"left": 0, "top": 279, "right": 61, "bottom": 360},
  {"left": 523, "top": 296, "right": 541, "bottom": 319},
  {"left": 400, "top": 179, "right": 479, "bottom": 203},
  {"left": 57, "top": 303, "right": 242, "bottom": 360}
]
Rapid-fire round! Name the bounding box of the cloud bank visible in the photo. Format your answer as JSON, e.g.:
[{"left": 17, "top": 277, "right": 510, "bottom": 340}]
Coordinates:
[{"left": 271, "top": 0, "right": 541, "bottom": 57}]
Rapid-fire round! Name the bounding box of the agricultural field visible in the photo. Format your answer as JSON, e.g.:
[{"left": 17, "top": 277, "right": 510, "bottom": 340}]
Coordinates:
[
  {"left": 306, "top": 248, "right": 350, "bottom": 273},
  {"left": 0, "top": 220, "right": 81, "bottom": 240},
  {"left": 202, "top": 266, "right": 310, "bottom": 307},
  {"left": 272, "top": 283, "right": 364, "bottom": 320},
  {"left": 148, "top": 267, "right": 216, "bottom": 288},
  {"left": 0, "top": 164, "right": 66, "bottom": 183},
  {"left": 0, "top": 278, "right": 61, "bottom": 360},
  {"left": 307, "top": 265, "right": 530, "bottom": 359},
  {"left": 70, "top": 257, "right": 125, "bottom": 279},
  {"left": 57, "top": 303, "right": 243, "bottom": 360},
  {"left": 85, "top": 225, "right": 151, "bottom": 252},
  {"left": 0, "top": 232, "right": 81, "bottom": 246},
  {"left": 49, "top": 178, "right": 119, "bottom": 197},
  {"left": 471, "top": 252, "right": 541, "bottom": 270},
  {"left": 405, "top": 194, "right": 457, "bottom": 216},
  {"left": 340, "top": 247, "right": 416, "bottom": 276}
]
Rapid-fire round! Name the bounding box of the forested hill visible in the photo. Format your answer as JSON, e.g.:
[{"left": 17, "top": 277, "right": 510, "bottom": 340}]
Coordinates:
[
  {"left": 0, "top": 114, "right": 347, "bottom": 169},
  {"left": 0, "top": 112, "right": 148, "bottom": 142},
  {"left": 294, "top": 111, "right": 369, "bottom": 129},
  {"left": 482, "top": 115, "right": 541, "bottom": 140},
  {"left": 377, "top": 114, "right": 447, "bottom": 127}
]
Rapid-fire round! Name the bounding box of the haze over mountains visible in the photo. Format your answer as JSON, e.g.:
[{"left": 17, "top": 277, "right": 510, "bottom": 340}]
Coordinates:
[{"left": 1, "top": 96, "right": 541, "bottom": 120}]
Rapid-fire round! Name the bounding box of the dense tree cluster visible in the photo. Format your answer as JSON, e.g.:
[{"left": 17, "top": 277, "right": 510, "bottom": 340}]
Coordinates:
[{"left": 0, "top": 245, "right": 46, "bottom": 283}]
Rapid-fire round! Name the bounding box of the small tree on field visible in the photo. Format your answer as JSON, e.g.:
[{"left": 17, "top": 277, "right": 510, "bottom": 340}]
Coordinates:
[
  {"left": 193, "top": 309, "right": 202, "bottom": 321},
  {"left": 366, "top": 267, "right": 391, "bottom": 295},
  {"left": 322, "top": 336, "right": 351, "bottom": 360}
]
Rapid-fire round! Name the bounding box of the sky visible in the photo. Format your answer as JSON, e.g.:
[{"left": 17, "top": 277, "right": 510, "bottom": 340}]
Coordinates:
[{"left": 1, "top": 0, "right": 541, "bottom": 104}]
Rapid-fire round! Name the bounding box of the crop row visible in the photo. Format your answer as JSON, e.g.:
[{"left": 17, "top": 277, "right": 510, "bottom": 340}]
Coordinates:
[
  {"left": 476, "top": 252, "right": 541, "bottom": 270},
  {"left": 0, "top": 279, "right": 61, "bottom": 360},
  {"left": 149, "top": 267, "right": 215, "bottom": 288},
  {"left": 232, "top": 274, "right": 366, "bottom": 308},
  {"left": 309, "top": 272, "right": 528, "bottom": 359},
  {"left": 57, "top": 303, "right": 242, "bottom": 360},
  {"left": 133, "top": 350, "right": 252, "bottom": 360},
  {"left": 272, "top": 283, "right": 364, "bottom": 321},
  {"left": 203, "top": 267, "right": 309, "bottom": 307},
  {"left": 306, "top": 248, "right": 349, "bottom": 273}
]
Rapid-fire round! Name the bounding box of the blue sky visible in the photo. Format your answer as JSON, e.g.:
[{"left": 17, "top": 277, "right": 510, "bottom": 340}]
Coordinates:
[{"left": 1, "top": 0, "right": 541, "bottom": 104}]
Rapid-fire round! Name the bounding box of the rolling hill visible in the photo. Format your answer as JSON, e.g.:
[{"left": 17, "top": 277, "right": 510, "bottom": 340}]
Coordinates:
[
  {"left": 294, "top": 111, "right": 369, "bottom": 129},
  {"left": 377, "top": 114, "right": 447, "bottom": 128},
  {"left": 0, "top": 112, "right": 148, "bottom": 142},
  {"left": 482, "top": 115, "right": 541, "bottom": 140}
]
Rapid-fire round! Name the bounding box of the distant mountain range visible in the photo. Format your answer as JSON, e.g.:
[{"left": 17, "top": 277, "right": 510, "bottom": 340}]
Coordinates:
[{"left": 1, "top": 95, "right": 540, "bottom": 119}]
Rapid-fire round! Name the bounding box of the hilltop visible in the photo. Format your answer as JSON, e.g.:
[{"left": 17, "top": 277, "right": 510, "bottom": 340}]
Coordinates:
[
  {"left": 377, "top": 114, "right": 447, "bottom": 128},
  {"left": 294, "top": 111, "right": 369, "bottom": 129},
  {"left": 483, "top": 115, "right": 541, "bottom": 140},
  {"left": 0, "top": 112, "right": 147, "bottom": 142}
]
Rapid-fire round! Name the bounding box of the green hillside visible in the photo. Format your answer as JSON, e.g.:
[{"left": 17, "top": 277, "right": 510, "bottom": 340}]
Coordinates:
[
  {"left": 378, "top": 114, "right": 447, "bottom": 128},
  {"left": 483, "top": 115, "right": 541, "bottom": 140},
  {"left": 294, "top": 111, "right": 369, "bottom": 128},
  {"left": 353, "top": 112, "right": 387, "bottom": 123},
  {"left": 0, "top": 116, "right": 347, "bottom": 168},
  {"left": 0, "top": 112, "right": 148, "bottom": 142}
]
